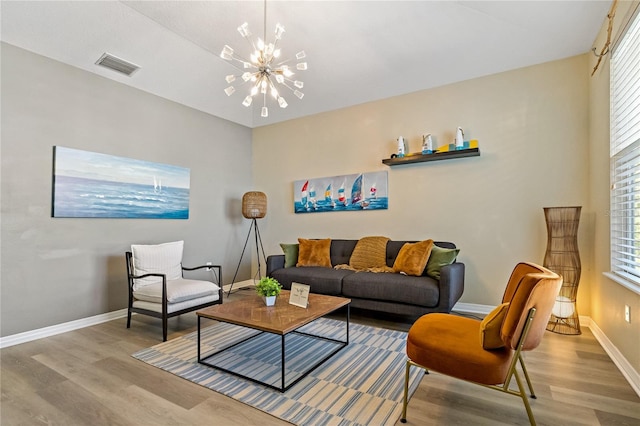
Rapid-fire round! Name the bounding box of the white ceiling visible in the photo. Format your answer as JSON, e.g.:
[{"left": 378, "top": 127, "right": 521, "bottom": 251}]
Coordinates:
[{"left": 1, "top": 1, "right": 611, "bottom": 128}]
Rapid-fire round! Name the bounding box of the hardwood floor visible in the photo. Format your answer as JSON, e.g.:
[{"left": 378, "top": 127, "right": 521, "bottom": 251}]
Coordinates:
[{"left": 2, "top": 289, "right": 639, "bottom": 425}]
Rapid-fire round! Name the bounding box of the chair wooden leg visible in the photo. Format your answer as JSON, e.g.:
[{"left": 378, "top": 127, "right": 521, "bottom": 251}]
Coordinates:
[
  {"left": 162, "top": 316, "right": 168, "bottom": 342},
  {"left": 519, "top": 354, "right": 536, "bottom": 398},
  {"left": 514, "top": 369, "right": 536, "bottom": 426},
  {"left": 401, "top": 359, "right": 411, "bottom": 423}
]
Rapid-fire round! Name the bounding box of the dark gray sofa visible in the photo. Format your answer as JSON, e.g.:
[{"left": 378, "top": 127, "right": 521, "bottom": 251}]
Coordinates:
[{"left": 266, "top": 239, "right": 464, "bottom": 317}]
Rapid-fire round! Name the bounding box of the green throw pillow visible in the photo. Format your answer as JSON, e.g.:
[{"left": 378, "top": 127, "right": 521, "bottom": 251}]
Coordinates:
[
  {"left": 425, "top": 245, "right": 460, "bottom": 279},
  {"left": 280, "top": 243, "right": 299, "bottom": 268}
]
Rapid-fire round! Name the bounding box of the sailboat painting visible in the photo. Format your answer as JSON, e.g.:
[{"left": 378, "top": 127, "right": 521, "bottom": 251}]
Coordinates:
[
  {"left": 52, "top": 146, "right": 190, "bottom": 218},
  {"left": 293, "top": 171, "right": 388, "bottom": 214}
]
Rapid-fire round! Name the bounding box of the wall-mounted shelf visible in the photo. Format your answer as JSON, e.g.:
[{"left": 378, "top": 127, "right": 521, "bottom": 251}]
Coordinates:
[{"left": 382, "top": 148, "right": 480, "bottom": 166}]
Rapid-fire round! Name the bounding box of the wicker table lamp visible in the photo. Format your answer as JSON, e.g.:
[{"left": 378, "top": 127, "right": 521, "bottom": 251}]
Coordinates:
[{"left": 242, "top": 191, "right": 267, "bottom": 219}]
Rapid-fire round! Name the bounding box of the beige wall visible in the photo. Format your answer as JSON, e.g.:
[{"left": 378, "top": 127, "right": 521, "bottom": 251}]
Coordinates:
[
  {"left": 253, "top": 54, "right": 590, "bottom": 308},
  {"left": 588, "top": 1, "right": 640, "bottom": 374}
]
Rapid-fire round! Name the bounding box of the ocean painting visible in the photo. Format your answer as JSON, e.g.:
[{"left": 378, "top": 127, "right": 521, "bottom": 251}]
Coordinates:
[
  {"left": 52, "top": 146, "right": 190, "bottom": 219},
  {"left": 294, "top": 171, "right": 388, "bottom": 214}
]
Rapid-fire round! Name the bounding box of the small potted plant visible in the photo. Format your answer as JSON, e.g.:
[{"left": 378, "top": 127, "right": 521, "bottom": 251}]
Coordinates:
[{"left": 255, "top": 277, "right": 282, "bottom": 306}]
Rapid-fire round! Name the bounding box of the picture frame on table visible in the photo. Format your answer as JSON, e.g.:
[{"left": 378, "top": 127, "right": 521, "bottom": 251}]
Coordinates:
[{"left": 289, "top": 282, "right": 310, "bottom": 308}]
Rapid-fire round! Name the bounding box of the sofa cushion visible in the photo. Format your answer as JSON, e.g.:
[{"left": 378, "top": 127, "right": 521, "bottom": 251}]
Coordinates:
[
  {"left": 133, "top": 278, "right": 219, "bottom": 304},
  {"left": 131, "top": 241, "right": 184, "bottom": 291},
  {"left": 393, "top": 240, "right": 434, "bottom": 276},
  {"left": 297, "top": 238, "right": 332, "bottom": 267},
  {"left": 330, "top": 239, "right": 359, "bottom": 265},
  {"left": 342, "top": 272, "right": 440, "bottom": 307},
  {"left": 271, "top": 266, "right": 353, "bottom": 295},
  {"left": 133, "top": 294, "right": 219, "bottom": 314},
  {"left": 385, "top": 241, "right": 457, "bottom": 275},
  {"left": 426, "top": 245, "right": 460, "bottom": 279},
  {"left": 385, "top": 241, "right": 409, "bottom": 267},
  {"left": 280, "top": 243, "right": 299, "bottom": 268},
  {"left": 349, "top": 236, "right": 390, "bottom": 270}
]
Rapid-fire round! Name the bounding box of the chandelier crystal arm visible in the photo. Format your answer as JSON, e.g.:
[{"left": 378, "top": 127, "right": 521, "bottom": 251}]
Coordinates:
[
  {"left": 273, "top": 58, "right": 293, "bottom": 67},
  {"left": 280, "top": 77, "right": 303, "bottom": 89},
  {"left": 224, "top": 58, "right": 253, "bottom": 73},
  {"left": 261, "top": 91, "right": 268, "bottom": 117},
  {"left": 274, "top": 79, "right": 295, "bottom": 93},
  {"left": 237, "top": 22, "right": 259, "bottom": 53},
  {"left": 245, "top": 38, "right": 259, "bottom": 59},
  {"left": 274, "top": 53, "right": 306, "bottom": 69},
  {"left": 231, "top": 77, "right": 255, "bottom": 90}
]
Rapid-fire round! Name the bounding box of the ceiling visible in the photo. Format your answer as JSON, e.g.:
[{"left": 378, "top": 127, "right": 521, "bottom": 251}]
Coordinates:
[{"left": 1, "top": 1, "right": 611, "bottom": 128}]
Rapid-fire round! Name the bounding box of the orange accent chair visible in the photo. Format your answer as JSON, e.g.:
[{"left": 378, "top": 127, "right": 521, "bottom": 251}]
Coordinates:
[{"left": 401, "top": 262, "right": 562, "bottom": 425}]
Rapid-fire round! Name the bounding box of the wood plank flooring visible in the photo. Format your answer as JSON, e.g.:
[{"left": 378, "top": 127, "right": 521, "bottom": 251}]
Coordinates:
[{"left": 2, "top": 288, "right": 639, "bottom": 425}]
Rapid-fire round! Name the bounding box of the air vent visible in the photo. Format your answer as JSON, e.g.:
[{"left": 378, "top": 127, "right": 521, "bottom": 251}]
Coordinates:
[{"left": 95, "top": 53, "right": 140, "bottom": 76}]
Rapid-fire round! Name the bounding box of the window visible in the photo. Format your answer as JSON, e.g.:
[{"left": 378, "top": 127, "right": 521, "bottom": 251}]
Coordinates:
[{"left": 610, "top": 8, "right": 640, "bottom": 294}]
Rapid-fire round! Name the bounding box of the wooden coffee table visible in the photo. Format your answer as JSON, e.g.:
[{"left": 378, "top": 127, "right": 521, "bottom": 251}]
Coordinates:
[{"left": 196, "top": 290, "right": 350, "bottom": 392}]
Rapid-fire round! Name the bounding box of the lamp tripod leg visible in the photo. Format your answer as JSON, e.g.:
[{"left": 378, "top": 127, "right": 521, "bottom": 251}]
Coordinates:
[
  {"left": 228, "top": 219, "right": 255, "bottom": 297},
  {"left": 254, "top": 219, "right": 261, "bottom": 279},
  {"left": 254, "top": 219, "right": 267, "bottom": 277},
  {"left": 229, "top": 218, "right": 268, "bottom": 297}
]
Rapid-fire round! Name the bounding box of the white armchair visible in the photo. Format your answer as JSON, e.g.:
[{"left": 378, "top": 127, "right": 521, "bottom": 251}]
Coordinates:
[{"left": 125, "top": 241, "right": 222, "bottom": 341}]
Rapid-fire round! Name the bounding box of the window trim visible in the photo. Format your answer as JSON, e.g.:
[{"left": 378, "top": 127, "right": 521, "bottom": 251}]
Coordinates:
[
  {"left": 603, "top": 271, "right": 640, "bottom": 296},
  {"left": 609, "top": 5, "right": 640, "bottom": 294}
]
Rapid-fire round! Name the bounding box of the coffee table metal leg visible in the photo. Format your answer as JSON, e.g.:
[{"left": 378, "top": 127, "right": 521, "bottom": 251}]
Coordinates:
[
  {"left": 281, "top": 334, "right": 286, "bottom": 391},
  {"left": 346, "top": 304, "right": 350, "bottom": 344},
  {"left": 197, "top": 315, "right": 201, "bottom": 362}
]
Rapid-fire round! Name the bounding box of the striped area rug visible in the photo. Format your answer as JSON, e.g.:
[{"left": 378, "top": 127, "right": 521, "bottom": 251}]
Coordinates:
[{"left": 132, "top": 318, "right": 423, "bottom": 426}]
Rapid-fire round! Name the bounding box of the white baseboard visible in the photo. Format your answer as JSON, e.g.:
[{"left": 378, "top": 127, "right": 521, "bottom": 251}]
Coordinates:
[
  {"left": 452, "top": 302, "right": 494, "bottom": 316},
  {"left": 454, "top": 302, "right": 592, "bottom": 325},
  {"left": 588, "top": 318, "right": 640, "bottom": 397},
  {"left": 579, "top": 315, "right": 591, "bottom": 327},
  {"left": 223, "top": 279, "right": 255, "bottom": 293},
  {"left": 0, "top": 308, "right": 128, "bottom": 349},
  {"left": 0, "top": 282, "right": 256, "bottom": 349}
]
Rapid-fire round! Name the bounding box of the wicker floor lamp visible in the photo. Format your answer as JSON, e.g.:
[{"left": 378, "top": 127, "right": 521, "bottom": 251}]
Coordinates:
[
  {"left": 543, "top": 206, "right": 582, "bottom": 335},
  {"left": 228, "top": 191, "right": 268, "bottom": 296}
]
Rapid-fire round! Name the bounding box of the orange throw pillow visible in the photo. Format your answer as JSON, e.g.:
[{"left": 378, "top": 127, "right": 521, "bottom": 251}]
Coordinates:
[
  {"left": 392, "top": 240, "right": 434, "bottom": 276},
  {"left": 479, "top": 303, "right": 509, "bottom": 349},
  {"left": 349, "top": 236, "right": 390, "bottom": 270},
  {"left": 296, "top": 238, "right": 332, "bottom": 267}
]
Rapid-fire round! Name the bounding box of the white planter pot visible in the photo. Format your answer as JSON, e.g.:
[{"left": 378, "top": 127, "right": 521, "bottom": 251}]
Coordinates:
[{"left": 263, "top": 295, "right": 277, "bottom": 306}]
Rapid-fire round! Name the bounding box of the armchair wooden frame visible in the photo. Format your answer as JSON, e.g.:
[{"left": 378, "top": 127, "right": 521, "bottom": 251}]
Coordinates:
[
  {"left": 401, "top": 307, "right": 539, "bottom": 425},
  {"left": 126, "top": 251, "right": 223, "bottom": 341}
]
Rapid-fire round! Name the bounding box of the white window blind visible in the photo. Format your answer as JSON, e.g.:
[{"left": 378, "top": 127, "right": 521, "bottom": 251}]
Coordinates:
[{"left": 610, "top": 8, "right": 640, "bottom": 290}]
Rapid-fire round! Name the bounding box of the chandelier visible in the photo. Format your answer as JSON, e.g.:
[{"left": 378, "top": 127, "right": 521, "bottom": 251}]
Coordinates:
[{"left": 220, "top": 2, "right": 307, "bottom": 118}]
